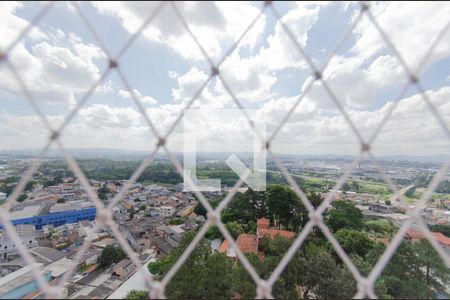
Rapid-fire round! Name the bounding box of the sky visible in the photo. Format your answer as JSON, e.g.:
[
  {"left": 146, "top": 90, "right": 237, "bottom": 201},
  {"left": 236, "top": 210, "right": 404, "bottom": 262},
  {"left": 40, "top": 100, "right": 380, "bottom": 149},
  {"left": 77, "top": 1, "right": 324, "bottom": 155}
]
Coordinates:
[{"left": 0, "top": 1, "right": 449, "bottom": 157}]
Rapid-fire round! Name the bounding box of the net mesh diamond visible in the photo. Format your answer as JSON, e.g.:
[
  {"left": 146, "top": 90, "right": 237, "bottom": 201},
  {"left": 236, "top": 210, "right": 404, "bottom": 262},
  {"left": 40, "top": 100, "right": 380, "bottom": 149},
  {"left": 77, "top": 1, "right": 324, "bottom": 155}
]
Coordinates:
[{"left": 0, "top": 1, "right": 449, "bottom": 299}]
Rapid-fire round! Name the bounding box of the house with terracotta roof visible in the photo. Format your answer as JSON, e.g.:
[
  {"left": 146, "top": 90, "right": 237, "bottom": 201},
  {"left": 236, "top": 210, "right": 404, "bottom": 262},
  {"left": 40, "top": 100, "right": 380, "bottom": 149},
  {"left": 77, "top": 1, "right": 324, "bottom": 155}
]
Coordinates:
[
  {"left": 404, "top": 229, "right": 450, "bottom": 255},
  {"left": 404, "top": 229, "right": 424, "bottom": 243},
  {"left": 219, "top": 218, "right": 295, "bottom": 259},
  {"left": 431, "top": 232, "right": 450, "bottom": 255}
]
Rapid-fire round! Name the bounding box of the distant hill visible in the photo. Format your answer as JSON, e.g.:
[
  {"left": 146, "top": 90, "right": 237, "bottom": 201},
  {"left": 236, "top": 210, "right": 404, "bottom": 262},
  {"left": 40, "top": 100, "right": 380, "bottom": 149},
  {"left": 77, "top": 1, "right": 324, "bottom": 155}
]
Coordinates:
[{"left": 0, "top": 148, "right": 448, "bottom": 163}]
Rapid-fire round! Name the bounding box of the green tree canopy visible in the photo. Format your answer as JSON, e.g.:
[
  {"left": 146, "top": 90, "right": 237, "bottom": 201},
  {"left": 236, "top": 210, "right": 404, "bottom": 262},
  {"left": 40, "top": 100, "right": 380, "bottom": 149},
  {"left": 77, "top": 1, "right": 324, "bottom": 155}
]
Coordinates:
[
  {"left": 124, "top": 290, "right": 147, "bottom": 300},
  {"left": 17, "top": 194, "right": 27, "bottom": 203},
  {"left": 334, "top": 229, "right": 375, "bottom": 258},
  {"left": 99, "top": 245, "right": 126, "bottom": 267},
  {"left": 326, "top": 200, "right": 363, "bottom": 232},
  {"left": 367, "top": 240, "right": 450, "bottom": 299},
  {"left": 193, "top": 196, "right": 221, "bottom": 217},
  {"left": 430, "top": 224, "right": 450, "bottom": 237},
  {"left": 149, "top": 231, "right": 234, "bottom": 299},
  {"left": 223, "top": 189, "right": 267, "bottom": 224},
  {"left": 267, "top": 185, "right": 305, "bottom": 231}
]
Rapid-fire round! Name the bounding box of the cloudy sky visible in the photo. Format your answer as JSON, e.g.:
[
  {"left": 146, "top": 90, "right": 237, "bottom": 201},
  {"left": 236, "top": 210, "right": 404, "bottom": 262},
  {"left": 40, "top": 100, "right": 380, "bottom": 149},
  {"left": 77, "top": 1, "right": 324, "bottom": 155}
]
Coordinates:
[{"left": 0, "top": 1, "right": 449, "bottom": 157}]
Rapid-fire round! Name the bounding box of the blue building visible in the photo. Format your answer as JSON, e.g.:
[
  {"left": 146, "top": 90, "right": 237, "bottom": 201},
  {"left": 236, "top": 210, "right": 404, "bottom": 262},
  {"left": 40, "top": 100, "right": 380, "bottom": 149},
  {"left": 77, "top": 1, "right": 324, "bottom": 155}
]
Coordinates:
[{"left": 3, "top": 203, "right": 96, "bottom": 230}]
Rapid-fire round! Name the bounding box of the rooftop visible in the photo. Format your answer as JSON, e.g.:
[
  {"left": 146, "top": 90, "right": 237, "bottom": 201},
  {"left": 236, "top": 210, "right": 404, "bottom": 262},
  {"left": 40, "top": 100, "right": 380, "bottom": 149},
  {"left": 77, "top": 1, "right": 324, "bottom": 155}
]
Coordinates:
[
  {"left": 431, "top": 232, "right": 450, "bottom": 247},
  {"left": 258, "top": 228, "right": 295, "bottom": 240},
  {"left": 29, "top": 246, "right": 66, "bottom": 264},
  {"left": 220, "top": 234, "right": 258, "bottom": 256},
  {"left": 115, "top": 259, "right": 133, "bottom": 269},
  {"left": 44, "top": 257, "right": 73, "bottom": 278},
  {"left": 236, "top": 234, "right": 258, "bottom": 254},
  {"left": 10, "top": 206, "right": 41, "bottom": 220},
  {"left": 405, "top": 229, "right": 424, "bottom": 239},
  {"left": 0, "top": 263, "right": 48, "bottom": 295},
  {"left": 257, "top": 218, "right": 270, "bottom": 227}
]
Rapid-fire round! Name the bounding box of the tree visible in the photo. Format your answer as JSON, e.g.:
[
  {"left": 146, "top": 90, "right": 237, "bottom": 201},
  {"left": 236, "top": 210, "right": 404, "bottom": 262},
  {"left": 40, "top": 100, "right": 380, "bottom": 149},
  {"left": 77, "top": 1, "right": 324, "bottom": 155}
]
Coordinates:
[
  {"left": 43, "top": 176, "right": 63, "bottom": 188},
  {"left": 308, "top": 191, "right": 324, "bottom": 209},
  {"left": 404, "top": 186, "right": 416, "bottom": 198},
  {"left": 232, "top": 253, "right": 261, "bottom": 299},
  {"left": 151, "top": 231, "right": 235, "bottom": 299},
  {"left": 193, "top": 201, "right": 207, "bottom": 216},
  {"left": 97, "top": 184, "right": 110, "bottom": 201},
  {"left": 148, "top": 257, "right": 174, "bottom": 275},
  {"left": 416, "top": 239, "right": 450, "bottom": 298},
  {"left": 350, "top": 181, "right": 360, "bottom": 192},
  {"left": 342, "top": 182, "right": 351, "bottom": 192},
  {"left": 169, "top": 218, "right": 184, "bottom": 225},
  {"left": 139, "top": 204, "right": 147, "bottom": 211},
  {"left": 267, "top": 185, "right": 303, "bottom": 231},
  {"left": 366, "top": 240, "right": 450, "bottom": 299},
  {"left": 25, "top": 180, "right": 36, "bottom": 191},
  {"left": 57, "top": 198, "right": 65, "bottom": 203},
  {"left": 263, "top": 235, "right": 294, "bottom": 257},
  {"left": 225, "top": 221, "right": 244, "bottom": 240},
  {"left": 334, "top": 229, "right": 374, "bottom": 258},
  {"left": 385, "top": 199, "right": 391, "bottom": 206},
  {"left": 430, "top": 224, "right": 450, "bottom": 237},
  {"left": 364, "top": 219, "right": 395, "bottom": 235},
  {"left": 205, "top": 226, "right": 222, "bottom": 240},
  {"left": 326, "top": 201, "right": 363, "bottom": 232},
  {"left": 17, "top": 194, "right": 27, "bottom": 203},
  {"left": 297, "top": 244, "right": 356, "bottom": 299},
  {"left": 99, "top": 245, "right": 126, "bottom": 267},
  {"left": 193, "top": 196, "right": 221, "bottom": 217},
  {"left": 223, "top": 189, "right": 267, "bottom": 224},
  {"left": 124, "top": 290, "right": 147, "bottom": 300}
]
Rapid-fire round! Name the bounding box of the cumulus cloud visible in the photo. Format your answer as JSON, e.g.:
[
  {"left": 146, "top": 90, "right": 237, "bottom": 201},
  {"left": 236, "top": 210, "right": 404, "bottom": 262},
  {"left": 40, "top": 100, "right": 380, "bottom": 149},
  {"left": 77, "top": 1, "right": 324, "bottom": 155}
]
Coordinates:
[
  {"left": 308, "top": 1, "right": 450, "bottom": 110},
  {"left": 62, "top": 104, "right": 153, "bottom": 150},
  {"left": 0, "top": 112, "right": 64, "bottom": 149},
  {"left": 0, "top": 2, "right": 46, "bottom": 49},
  {"left": 352, "top": 2, "right": 450, "bottom": 71},
  {"left": 118, "top": 88, "right": 157, "bottom": 105},
  {"left": 214, "top": 4, "right": 320, "bottom": 102},
  {"left": 263, "top": 86, "right": 450, "bottom": 156},
  {"left": 0, "top": 3, "right": 105, "bottom": 107},
  {"left": 92, "top": 1, "right": 266, "bottom": 61}
]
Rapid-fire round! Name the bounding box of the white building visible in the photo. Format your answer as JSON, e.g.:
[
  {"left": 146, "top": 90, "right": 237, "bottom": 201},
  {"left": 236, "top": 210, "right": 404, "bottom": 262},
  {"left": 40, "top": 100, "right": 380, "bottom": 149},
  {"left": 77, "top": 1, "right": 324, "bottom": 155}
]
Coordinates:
[
  {"left": 0, "top": 225, "right": 38, "bottom": 260},
  {"left": 160, "top": 206, "right": 175, "bottom": 217},
  {"left": 0, "top": 192, "right": 6, "bottom": 202}
]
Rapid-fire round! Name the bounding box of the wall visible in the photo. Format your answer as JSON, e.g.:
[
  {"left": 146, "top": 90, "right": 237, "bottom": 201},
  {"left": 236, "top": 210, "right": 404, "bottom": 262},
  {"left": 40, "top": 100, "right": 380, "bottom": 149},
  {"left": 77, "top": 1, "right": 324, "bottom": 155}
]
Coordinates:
[{"left": 1, "top": 207, "right": 96, "bottom": 230}]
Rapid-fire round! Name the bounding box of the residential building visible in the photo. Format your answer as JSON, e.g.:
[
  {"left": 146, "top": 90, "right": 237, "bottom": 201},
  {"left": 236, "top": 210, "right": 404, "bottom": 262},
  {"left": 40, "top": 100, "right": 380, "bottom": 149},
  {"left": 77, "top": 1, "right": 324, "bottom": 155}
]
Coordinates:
[
  {"left": 78, "top": 248, "right": 101, "bottom": 268},
  {"left": 219, "top": 218, "right": 295, "bottom": 259},
  {"left": 113, "top": 259, "right": 134, "bottom": 280},
  {"left": 431, "top": 232, "right": 450, "bottom": 255},
  {"left": 369, "top": 203, "right": 392, "bottom": 214},
  {"left": 0, "top": 225, "right": 37, "bottom": 261},
  {"left": 160, "top": 206, "right": 175, "bottom": 217},
  {"left": 404, "top": 229, "right": 424, "bottom": 243}
]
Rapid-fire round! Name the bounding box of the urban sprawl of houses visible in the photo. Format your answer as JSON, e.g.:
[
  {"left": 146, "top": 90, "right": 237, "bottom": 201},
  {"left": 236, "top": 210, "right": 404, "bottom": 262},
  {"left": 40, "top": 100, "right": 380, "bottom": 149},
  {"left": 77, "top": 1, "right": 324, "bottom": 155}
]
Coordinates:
[{"left": 0, "top": 157, "right": 449, "bottom": 299}]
